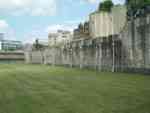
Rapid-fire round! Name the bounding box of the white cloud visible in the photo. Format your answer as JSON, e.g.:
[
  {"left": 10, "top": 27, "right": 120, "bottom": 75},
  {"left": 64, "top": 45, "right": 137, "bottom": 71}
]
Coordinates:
[
  {"left": 113, "top": 0, "right": 125, "bottom": 4},
  {"left": 22, "top": 26, "right": 49, "bottom": 44},
  {"left": 23, "top": 18, "right": 89, "bottom": 44},
  {"left": 46, "top": 18, "right": 89, "bottom": 34},
  {"left": 46, "top": 24, "right": 77, "bottom": 33},
  {"left": 0, "top": 20, "right": 9, "bottom": 30},
  {"left": 82, "top": 0, "right": 100, "bottom": 4},
  {"left": 0, "top": 20, "right": 9, "bottom": 34},
  {"left": 0, "top": 19, "right": 17, "bottom": 40},
  {"left": 23, "top": 22, "right": 78, "bottom": 44},
  {"left": 86, "top": 0, "right": 98, "bottom": 4},
  {"left": 0, "top": 0, "right": 57, "bottom": 16},
  {"left": 84, "top": 0, "right": 125, "bottom": 4}
]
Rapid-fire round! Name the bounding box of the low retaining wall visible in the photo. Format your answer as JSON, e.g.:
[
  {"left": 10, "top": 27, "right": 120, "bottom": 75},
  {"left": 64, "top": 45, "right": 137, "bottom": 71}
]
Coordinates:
[{"left": 0, "top": 52, "right": 25, "bottom": 63}]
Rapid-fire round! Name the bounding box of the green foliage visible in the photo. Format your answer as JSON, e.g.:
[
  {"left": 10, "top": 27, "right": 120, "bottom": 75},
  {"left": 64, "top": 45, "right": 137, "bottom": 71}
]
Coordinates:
[
  {"left": 78, "top": 23, "right": 84, "bottom": 30},
  {"left": 126, "top": 0, "right": 150, "bottom": 10},
  {"left": 142, "top": 0, "right": 150, "bottom": 6},
  {"left": 98, "top": 0, "right": 114, "bottom": 12},
  {"left": 33, "top": 39, "right": 45, "bottom": 50}
]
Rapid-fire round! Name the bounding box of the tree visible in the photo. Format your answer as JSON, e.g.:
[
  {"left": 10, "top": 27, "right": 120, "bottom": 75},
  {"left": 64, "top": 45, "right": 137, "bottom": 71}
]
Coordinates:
[
  {"left": 126, "top": 0, "right": 150, "bottom": 10},
  {"left": 33, "top": 39, "right": 45, "bottom": 50},
  {"left": 33, "top": 39, "right": 46, "bottom": 63},
  {"left": 143, "top": 0, "right": 150, "bottom": 7},
  {"left": 78, "top": 23, "right": 83, "bottom": 30},
  {"left": 126, "top": 0, "right": 150, "bottom": 18},
  {"left": 78, "top": 23, "right": 84, "bottom": 33},
  {"left": 98, "top": 0, "right": 114, "bottom": 12}
]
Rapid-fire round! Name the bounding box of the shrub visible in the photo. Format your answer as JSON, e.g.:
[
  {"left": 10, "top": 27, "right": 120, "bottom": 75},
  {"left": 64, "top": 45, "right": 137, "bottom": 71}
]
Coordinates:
[{"left": 98, "top": 0, "right": 114, "bottom": 12}]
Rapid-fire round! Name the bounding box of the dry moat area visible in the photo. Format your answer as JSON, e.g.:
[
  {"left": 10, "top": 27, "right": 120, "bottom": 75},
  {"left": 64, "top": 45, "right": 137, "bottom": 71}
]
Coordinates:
[{"left": 0, "top": 64, "right": 150, "bottom": 113}]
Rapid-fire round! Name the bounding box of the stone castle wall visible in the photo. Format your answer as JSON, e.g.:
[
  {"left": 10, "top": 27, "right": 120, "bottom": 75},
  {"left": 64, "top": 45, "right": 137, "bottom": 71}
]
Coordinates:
[
  {"left": 26, "top": 14, "right": 150, "bottom": 73},
  {"left": 89, "top": 5, "right": 127, "bottom": 38},
  {"left": 120, "top": 14, "right": 150, "bottom": 73},
  {"left": 26, "top": 37, "right": 122, "bottom": 72}
]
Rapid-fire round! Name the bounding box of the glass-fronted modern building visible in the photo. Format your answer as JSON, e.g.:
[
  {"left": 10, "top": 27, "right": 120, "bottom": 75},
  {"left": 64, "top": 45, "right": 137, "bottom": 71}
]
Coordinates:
[
  {"left": 0, "top": 33, "right": 4, "bottom": 41},
  {"left": 0, "top": 40, "right": 22, "bottom": 51}
]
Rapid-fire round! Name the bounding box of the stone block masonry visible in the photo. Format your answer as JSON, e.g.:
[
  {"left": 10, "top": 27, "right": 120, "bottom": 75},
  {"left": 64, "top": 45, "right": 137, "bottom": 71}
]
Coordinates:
[
  {"left": 26, "top": 36, "right": 122, "bottom": 72},
  {"left": 25, "top": 14, "right": 150, "bottom": 73},
  {"left": 120, "top": 14, "right": 150, "bottom": 73}
]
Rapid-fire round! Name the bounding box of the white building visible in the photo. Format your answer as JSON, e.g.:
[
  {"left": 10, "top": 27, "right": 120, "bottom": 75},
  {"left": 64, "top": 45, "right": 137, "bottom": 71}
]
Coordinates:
[
  {"left": 38, "top": 39, "right": 49, "bottom": 46},
  {"left": 0, "top": 33, "right": 4, "bottom": 50},
  {"left": 48, "top": 30, "right": 72, "bottom": 46},
  {"left": 48, "top": 33, "right": 58, "bottom": 46},
  {"left": 89, "top": 5, "right": 127, "bottom": 38}
]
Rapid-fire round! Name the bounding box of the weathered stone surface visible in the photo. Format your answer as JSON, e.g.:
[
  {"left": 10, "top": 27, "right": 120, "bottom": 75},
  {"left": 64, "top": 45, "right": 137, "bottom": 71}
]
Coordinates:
[
  {"left": 26, "top": 37, "right": 121, "bottom": 72},
  {"left": 26, "top": 14, "right": 150, "bottom": 73}
]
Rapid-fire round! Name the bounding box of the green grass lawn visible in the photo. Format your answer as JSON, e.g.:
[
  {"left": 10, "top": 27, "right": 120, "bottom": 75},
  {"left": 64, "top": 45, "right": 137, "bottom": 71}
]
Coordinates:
[{"left": 0, "top": 64, "right": 150, "bottom": 113}]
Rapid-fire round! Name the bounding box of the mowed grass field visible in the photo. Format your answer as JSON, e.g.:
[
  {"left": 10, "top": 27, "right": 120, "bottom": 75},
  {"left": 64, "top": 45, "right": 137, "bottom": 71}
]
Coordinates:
[{"left": 0, "top": 64, "right": 150, "bottom": 113}]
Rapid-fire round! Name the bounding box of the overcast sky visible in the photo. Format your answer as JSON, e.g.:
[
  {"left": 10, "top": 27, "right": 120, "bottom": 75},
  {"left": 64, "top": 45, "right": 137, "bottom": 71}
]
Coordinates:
[{"left": 0, "top": 0, "right": 125, "bottom": 43}]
